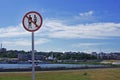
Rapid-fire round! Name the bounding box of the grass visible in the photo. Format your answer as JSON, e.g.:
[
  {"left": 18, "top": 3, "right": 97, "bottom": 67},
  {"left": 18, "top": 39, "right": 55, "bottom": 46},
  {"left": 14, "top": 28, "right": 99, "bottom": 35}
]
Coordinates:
[
  {"left": 103, "top": 60, "right": 120, "bottom": 62},
  {"left": 0, "top": 68, "right": 120, "bottom": 80}
]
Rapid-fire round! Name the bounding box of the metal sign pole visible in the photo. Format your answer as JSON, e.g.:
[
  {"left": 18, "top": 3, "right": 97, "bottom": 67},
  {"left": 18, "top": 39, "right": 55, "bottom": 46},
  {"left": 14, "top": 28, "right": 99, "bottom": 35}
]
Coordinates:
[
  {"left": 32, "top": 32, "right": 35, "bottom": 80},
  {"left": 22, "top": 11, "right": 42, "bottom": 80}
]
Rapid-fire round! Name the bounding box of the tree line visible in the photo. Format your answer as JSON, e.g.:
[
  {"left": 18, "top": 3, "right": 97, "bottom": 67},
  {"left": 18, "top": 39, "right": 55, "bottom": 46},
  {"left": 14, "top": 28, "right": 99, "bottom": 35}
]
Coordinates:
[{"left": 0, "top": 50, "right": 97, "bottom": 60}]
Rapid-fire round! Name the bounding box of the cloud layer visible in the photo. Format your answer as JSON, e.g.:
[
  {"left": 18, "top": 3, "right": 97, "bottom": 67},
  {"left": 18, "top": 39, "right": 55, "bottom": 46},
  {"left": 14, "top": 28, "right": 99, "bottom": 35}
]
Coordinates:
[
  {"left": 1, "top": 20, "right": 120, "bottom": 39},
  {"left": 0, "top": 18, "right": 120, "bottom": 50},
  {"left": 43, "top": 19, "right": 120, "bottom": 39}
]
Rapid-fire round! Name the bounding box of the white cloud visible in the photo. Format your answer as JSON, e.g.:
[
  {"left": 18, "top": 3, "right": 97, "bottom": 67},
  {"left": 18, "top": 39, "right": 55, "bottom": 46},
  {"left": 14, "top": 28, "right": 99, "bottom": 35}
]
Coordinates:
[
  {"left": 72, "top": 43, "right": 105, "bottom": 48},
  {"left": 42, "top": 19, "right": 120, "bottom": 39},
  {"left": 2, "top": 38, "right": 50, "bottom": 47},
  {"left": 0, "top": 24, "right": 29, "bottom": 38},
  {"left": 35, "top": 38, "right": 50, "bottom": 45},
  {"left": 1, "top": 19, "right": 120, "bottom": 40},
  {"left": 0, "top": 23, "right": 50, "bottom": 50},
  {"left": 79, "top": 11, "right": 94, "bottom": 17},
  {"left": 74, "top": 11, "right": 96, "bottom": 23}
]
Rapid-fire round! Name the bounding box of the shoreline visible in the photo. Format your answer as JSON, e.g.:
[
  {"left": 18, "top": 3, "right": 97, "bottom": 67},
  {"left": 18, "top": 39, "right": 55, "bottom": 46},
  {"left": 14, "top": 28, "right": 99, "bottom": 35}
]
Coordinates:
[{"left": 0, "top": 66, "right": 120, "bottom": 72}]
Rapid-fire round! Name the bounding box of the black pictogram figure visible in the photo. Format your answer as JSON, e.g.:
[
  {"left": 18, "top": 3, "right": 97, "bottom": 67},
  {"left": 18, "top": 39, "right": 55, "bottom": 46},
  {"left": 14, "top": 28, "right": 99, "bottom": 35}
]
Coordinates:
[
  {"left": 28, "top": 15, "right": 32, "bottom": 28},
  {"left": 34, "top": 15, "right": 37, "bottom": 27}
]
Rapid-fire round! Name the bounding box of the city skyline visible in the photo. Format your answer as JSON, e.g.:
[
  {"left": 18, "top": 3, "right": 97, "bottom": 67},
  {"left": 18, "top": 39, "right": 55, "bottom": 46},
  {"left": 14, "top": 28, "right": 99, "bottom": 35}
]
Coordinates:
[{"left": 0, "top": 0, "right": 120, "bottom": 52}]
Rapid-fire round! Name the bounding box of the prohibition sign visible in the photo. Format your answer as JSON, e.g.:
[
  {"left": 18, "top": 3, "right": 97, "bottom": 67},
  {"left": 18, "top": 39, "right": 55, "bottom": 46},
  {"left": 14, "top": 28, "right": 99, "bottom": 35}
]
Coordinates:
[{"left": 22, "top": 11, "right": 42, "bottom": 32}]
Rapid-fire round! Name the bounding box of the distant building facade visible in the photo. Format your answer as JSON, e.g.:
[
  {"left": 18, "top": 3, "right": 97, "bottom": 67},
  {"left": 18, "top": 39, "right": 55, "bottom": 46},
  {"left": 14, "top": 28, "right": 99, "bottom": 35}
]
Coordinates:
[
  {"left": 18, "top": 53, "right": 45, "bottom": 61},
  {"left": 91, "top": 52, "right": 120, "bottom": 60}
]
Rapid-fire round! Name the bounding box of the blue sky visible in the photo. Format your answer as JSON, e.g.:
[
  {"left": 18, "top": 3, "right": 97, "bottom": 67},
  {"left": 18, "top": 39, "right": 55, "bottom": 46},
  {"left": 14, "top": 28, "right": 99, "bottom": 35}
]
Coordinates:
[{"left": 0, "top": 0, "right": 120, "bottom": 53}]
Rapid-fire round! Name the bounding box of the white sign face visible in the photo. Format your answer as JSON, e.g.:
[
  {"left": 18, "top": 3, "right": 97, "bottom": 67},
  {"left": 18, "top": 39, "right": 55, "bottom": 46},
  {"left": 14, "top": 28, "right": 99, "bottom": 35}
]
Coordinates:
[{"left": 22, "top": 11, "right": 42, "bottom": 32}]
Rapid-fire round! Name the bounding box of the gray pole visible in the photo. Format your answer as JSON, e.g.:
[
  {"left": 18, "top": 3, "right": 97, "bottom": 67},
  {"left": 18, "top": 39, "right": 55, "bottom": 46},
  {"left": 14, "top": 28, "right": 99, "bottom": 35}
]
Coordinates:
[{"left": 32, "top": 32, "right": 35, "bottom": 80}]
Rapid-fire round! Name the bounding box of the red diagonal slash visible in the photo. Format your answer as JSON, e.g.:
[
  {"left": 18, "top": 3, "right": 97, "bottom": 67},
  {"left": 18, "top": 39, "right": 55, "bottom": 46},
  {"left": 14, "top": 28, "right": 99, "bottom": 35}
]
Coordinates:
[{"left": 25, "top": 15, "right": 39, "bottom": 27}]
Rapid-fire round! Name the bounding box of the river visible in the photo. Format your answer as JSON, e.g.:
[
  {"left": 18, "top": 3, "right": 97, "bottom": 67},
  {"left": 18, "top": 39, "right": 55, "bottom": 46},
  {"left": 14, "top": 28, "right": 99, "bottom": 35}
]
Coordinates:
[{"left": 0, "top": 63, "right": 106, "bottom": 69}]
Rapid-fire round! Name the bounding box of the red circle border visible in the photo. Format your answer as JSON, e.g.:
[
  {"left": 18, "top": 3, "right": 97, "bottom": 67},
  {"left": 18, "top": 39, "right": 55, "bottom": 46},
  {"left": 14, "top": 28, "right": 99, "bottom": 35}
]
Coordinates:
[{"left": 22, "top": 11, "right": 43, "bottom": 32}]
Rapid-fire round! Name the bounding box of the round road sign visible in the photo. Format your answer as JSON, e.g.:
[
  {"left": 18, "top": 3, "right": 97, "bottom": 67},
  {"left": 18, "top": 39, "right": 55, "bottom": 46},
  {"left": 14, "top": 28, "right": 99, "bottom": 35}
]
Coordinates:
[{"left": 22, "top": 11, "right": 43, "bottom": 32}]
